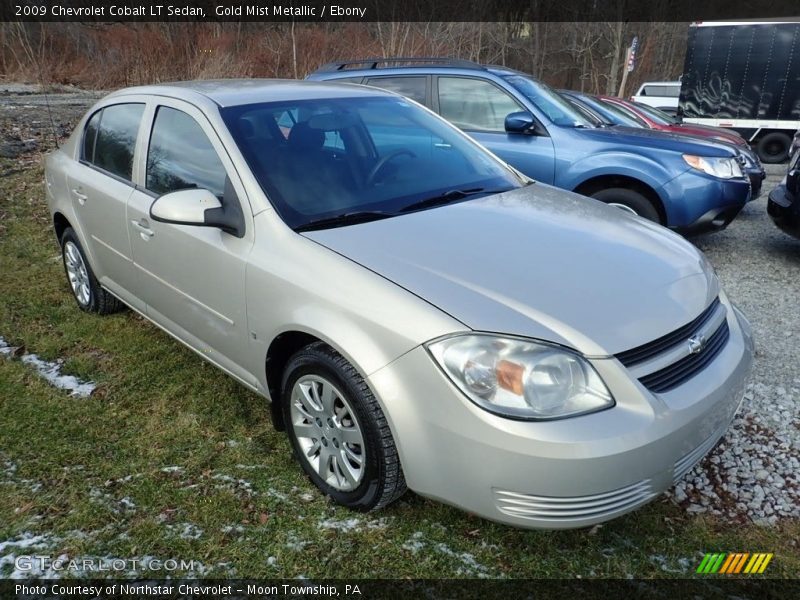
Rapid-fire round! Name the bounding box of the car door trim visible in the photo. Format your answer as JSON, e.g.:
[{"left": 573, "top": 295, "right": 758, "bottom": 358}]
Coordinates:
[{"left": 132, "top": 260, "right": 235, "bottom": 326}]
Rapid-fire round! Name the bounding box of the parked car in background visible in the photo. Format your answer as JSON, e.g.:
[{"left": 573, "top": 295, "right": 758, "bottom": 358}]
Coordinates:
[
  {"left": 310, "top": 58, "right": 752, "bottom": 232},
  {"left": 768, "top": 144, "right": 800, "bottom": 240},
  {"left": 598, "top": 96, "right": 766, "bottom": 198},
  {"left": 602, "top": 96, "right": 748, "bottom": 148},
  {"left": 559, "top": 90, "right": 644, "bottom": 128},
  {"left": 630, "top": 81, "right": 681, "bottom": 115},
  {"left": 679, "top": 21, "right": 800, "bottom": 163},
  {"left": 45, "top": 79, "right": 754, "bottom": 529}
]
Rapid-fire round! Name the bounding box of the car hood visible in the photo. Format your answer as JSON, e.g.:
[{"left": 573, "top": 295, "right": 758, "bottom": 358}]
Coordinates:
[
  {"left": 303, "top": 184, "right": 718, "bottom": 356},
  {"left": 579, "top": 125, "right": 736, "bottom": 157},
  {"left": 671, "top": 123, "right": 747, "bottom": 146}
]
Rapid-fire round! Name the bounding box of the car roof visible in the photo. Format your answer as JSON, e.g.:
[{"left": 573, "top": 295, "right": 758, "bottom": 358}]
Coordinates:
[
  {"left": 638, "top": 81, "right": 681, "bottom": 86},
  {"left": 105, "top": 79, "right": 394, "bottom": 108},
  {"left": 310, "top": 60, "right": 525, "bottom": 80}
]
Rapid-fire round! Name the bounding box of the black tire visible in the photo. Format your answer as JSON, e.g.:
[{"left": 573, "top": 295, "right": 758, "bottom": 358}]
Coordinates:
[
  {"left": 281, "top": 342, "right": 407, "bottom": 511},
  {"left": 60, "top": 227, "right": 125, "bottom": 315},
  {"left": 756, "top": 132, "right": 792, "bottom": 164},
  {"left": 589, "top": 187, "right": 661, "bottom": 223}
]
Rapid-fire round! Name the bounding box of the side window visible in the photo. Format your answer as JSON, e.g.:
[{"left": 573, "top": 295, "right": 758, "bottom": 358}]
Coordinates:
[
  {"left": 330, "top": 76, "right": 364, "bottom": 84},
  {"left": 146, "top": 107, "right": 227, "bottom": 198},
  {"left": 89, "top": 103, "right": 144, "bottom": 180},
  {"left": 437, "top": 77, "right": 522, "bottom": 132},
  {"left": 366, "top": 76, "right": 427, "bottom": 104},
  {"left": 82, "top": 110, "right": 101, "bottom": 163},
  {"left": 665, "top": 85, "right": 681, "bottom": 98}
]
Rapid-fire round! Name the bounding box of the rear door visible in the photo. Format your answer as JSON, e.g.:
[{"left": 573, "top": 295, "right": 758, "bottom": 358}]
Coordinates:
[
  {"left": 433, "top": 75, "right": 556, "bottom": 183},
  {"left": 126, "top": 99, "right": 256, "bottom": 386},
  {"left": 66, "top": 101, "right": 146, "bottom": 311}
]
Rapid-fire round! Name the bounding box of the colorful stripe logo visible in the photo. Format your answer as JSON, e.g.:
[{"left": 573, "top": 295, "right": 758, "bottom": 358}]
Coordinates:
[{"left": 696, "top": 553, "right": 773, "bottom": 574}]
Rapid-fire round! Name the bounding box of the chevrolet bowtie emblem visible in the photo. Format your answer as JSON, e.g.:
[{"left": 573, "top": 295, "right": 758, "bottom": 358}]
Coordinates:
[{"left": 688, "top": 334, "right": 707, "bottom": 354}]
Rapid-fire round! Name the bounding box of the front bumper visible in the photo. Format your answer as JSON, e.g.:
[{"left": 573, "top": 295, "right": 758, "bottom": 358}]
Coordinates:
[
  {"left": 368, "top": 304, "right": 753, "bottom": 529},
  {"left": 768, "top": 184, "right": 800, "bottom": 240},
  {"left": 660, "top": 171, "right": 751, "bottom": 234},
  {"left": 747, "top": 167, "right": 766, "bottom": 200}
]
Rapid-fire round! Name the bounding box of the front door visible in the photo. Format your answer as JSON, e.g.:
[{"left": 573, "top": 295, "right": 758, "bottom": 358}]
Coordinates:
[
  {"left": 434, "top": 75, "right": 557, "bottom": 184},
  {"left": 126, "top": 100, "right": 255, "bottom": 386}
]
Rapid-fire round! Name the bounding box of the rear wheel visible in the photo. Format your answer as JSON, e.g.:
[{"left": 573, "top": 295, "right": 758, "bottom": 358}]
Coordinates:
[
  {"left": 60, "top": 227, "right": 124, "bottom": 314},
  {"left": 281, "top": 342, "right": 407, "bottom": 511},
  {"left": 756, "top": 132, "right": 792, "bottom": 164},
  {"left": 590, "top": 188, "right": 660, "bottom": 223}
]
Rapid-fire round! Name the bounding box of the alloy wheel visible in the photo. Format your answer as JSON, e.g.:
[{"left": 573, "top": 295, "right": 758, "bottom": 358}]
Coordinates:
[
  {"left": 289, "top": 375, "right": 366, "bottom": 492},
  {"left": 64, "top": 241, "right": 91, "bottom": 306}
]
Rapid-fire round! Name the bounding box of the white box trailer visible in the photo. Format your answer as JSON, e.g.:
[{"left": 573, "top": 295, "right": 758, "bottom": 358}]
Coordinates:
[{"left": 679, "top": 21, "right": 800, "bottom": 163}]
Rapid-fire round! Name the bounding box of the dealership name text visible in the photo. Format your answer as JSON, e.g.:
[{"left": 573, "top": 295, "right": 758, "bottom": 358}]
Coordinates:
[{"left": 17, "top": 583, "right": 359, "bottom": 596}]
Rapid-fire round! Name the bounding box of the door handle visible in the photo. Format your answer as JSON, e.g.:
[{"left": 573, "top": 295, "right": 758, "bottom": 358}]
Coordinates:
[
  {"left": 72, "top": 189, "right": 88, "bottom": 205},
  {"left": 130, "top": 218, "right": 154, "bottom": 239}
]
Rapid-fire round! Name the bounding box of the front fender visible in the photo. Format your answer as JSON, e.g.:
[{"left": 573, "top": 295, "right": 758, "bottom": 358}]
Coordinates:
[{"left": 561, "top": 152, "right": 679, "bottom": 196}]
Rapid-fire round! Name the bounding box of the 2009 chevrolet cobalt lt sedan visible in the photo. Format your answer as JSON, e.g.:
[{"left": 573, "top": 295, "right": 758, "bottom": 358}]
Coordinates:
[{"left": 44, "top": 80, "right": 753, "bottom": 529}]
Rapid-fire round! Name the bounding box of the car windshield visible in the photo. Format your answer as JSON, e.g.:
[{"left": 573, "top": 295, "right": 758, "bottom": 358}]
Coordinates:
[
  {"left": 221, "top": 96, "right": 524, "bottom": 230},
  {"left": 631, "top": 102, "right": 677, "bottom": 125},
  {"left": 589, "top": 97, "right": 646, "bottom": 127},
  {"left": 504, "top": 75, "right": 592, "bottom": 128}
]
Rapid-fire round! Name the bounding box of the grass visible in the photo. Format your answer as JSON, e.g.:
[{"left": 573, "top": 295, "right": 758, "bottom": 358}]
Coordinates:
[{"left": 0, "top": 156, "right": 798, "bottom": 579}]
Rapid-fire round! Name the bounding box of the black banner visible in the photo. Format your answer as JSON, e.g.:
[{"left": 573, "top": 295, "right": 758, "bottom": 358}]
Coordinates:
[
  {"left": 1, "top": 0, "right": 800, "bottom": 23},
  {"left": 2, "top": 579, "right": 800, "bottom": 600}
]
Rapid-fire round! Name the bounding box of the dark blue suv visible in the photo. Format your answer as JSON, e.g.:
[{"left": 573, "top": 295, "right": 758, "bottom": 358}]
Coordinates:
[{"left": 308, "top": 58, "right": 752, "bottom": 233}]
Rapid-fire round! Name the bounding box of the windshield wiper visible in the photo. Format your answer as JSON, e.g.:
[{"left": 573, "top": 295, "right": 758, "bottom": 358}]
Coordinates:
[
  {"left": 398, "top": 187, "right": 511, "bottom": 214},
  {"left": 294, "top": 210, "right": 394, "bottom": 232}
]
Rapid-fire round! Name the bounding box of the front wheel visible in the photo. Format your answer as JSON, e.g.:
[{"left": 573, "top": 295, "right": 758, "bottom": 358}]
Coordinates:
[
  {"left": 590, "top": 188, "right": 660, "bottom": 223},
  {"left": 281, "top": 342, "right": 407, "bottom": 511}
]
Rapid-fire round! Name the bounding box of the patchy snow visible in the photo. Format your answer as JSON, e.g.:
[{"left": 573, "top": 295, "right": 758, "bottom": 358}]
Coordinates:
[
  {"left": 317, "top": 516, "right": 391, "bottom": 533},
  {"left": 168, "top": 523, "right": 203, "bottom": 540},
  {"left": 160, "top": 466, "right": 184, "bottom": 474},
  {"left": 0, "top": 336, "right": 96, "bottom": 397},
  {"left": 211, "top": 474, "right": 254, "bottom": 496},
  {"left": 285, "top": 533, "right": 310, "bottom": 552},
  {"left": 433, "top": 543, "right": 493, "bottom": 578},
  {"left": 401, "top": 532, "right": 425, "bottom": 554}
]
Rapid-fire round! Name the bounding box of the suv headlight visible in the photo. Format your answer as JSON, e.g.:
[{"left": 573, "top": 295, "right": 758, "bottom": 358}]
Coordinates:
[
  {"left": 683, "top": 154, "right": 743, "bottom": 179},
  {"left": 427, "top": 334, "right": 614, "bottom": 420}
]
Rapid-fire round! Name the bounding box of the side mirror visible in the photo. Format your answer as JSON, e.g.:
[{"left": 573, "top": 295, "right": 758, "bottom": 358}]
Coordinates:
[
  {"left": 150, "top": 188, "right": 221, "bottom": 226},
  {"left": 149, "top": 180, "right": 245, "bottom": 238},
  {"left": 505, "top": 111, "right": 541, "bottom": 135}
]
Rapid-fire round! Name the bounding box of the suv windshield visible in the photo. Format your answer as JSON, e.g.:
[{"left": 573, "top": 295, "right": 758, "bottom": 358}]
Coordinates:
[
  {"left": 504, "top": 75, "right": 592, "bottom": 128},
  {"left": 221, "top": 96, "right": 523, "bottom": 230}
]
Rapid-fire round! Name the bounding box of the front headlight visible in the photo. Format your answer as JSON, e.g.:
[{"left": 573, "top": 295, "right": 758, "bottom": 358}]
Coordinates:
[
  {"left": 426, "top": 334, "right": 614, "bottom": 420},
  {"left": 683, "top": 154, "right": 743, "bottom": 179}
]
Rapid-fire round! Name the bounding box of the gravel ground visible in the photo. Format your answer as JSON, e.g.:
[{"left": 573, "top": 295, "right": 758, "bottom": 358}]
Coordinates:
[
  {"left": 672, "top": 168, "right": 800, "bottom": 525},
  {"left": 1, "top": 84, "right": 798, "bottom": 526}
]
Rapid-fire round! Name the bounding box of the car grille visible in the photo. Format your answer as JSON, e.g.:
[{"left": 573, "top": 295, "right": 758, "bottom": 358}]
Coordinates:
[
  {"left": 493, "top": 480, "right": 656, "bottom": 523},
  {"left": 616, "top": 298, "right": 721, "bottom": 367},
  {"left": 615, "top": 298, "right": 730, "bottom": 393},
  {"left": 673, "top": 424, "right": 727, "bottom": 484}
]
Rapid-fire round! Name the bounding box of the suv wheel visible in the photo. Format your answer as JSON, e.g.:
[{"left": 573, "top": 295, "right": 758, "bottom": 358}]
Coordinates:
[
  {"left": 590, "top": 188, "right": 660, "bottom": 223},
  {"left": 281, "top": 342, "right": 407, "bottom": 511},
  {"left": 60, "top": 227, "right": 124, "bottom": 314}
]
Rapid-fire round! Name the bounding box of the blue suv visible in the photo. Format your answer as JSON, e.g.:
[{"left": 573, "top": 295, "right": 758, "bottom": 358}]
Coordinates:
[{"left": 308, "top": 58, "right": 752, "bottom": 233}]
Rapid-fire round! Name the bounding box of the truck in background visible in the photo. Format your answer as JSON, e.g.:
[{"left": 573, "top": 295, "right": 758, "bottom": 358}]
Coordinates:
[
  {"left": 679, "top": 21, "right": 800, "bottom": 163},
  {"left": 630, "top": 81, "right": 681, "bottom": 115}
]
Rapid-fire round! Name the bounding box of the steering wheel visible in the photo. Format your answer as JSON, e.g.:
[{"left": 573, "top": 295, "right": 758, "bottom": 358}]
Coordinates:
[{"left": 365, "top": 149, "right": 416, "bottom": 186}]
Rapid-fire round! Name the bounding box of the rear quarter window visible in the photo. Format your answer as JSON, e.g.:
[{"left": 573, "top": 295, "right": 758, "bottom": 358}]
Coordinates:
[{"left": 86, "top": 103, "right": 145, "bottom": 181}]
